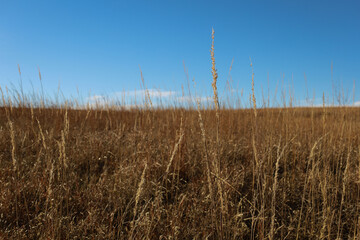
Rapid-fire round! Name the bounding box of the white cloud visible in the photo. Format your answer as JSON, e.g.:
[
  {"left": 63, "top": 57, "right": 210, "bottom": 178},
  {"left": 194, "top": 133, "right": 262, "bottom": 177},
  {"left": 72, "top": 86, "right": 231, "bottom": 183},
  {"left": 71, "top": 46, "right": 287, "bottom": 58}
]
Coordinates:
[
  {"left": 87, "top": 95, "right": 105, "bottom": 101},
  {"left": 85, "top": 89, "right": 178, "bottom": 109},
  {"left": 119, "top": 89, "right": 176, "bottom": 98},
  {"left": 87, "top": 89, "right": 176, "bottom": 101},
  {"left": 85, "top": 89, "right": 221, "bottom": 109},
  {"left": 353, "top": 101, "right": 360, "bottom": 106},
  {"left": 177, "top": 96, "right": 212, "bottom": 103}
]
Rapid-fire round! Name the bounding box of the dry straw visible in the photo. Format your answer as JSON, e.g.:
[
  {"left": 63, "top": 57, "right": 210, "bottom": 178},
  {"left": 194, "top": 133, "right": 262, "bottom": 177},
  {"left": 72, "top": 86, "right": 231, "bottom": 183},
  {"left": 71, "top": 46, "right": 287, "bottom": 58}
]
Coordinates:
[
  {"left": 9, "top": 121, "right": 17, "bottom": 174},
  {"left": 37, "top": 119, "right": 47, "bottom": 150},
  {"left": 195, "top": 91, "right": 213, "bottom": 200},
  {"left": 296, "top": 135, "right": 325, "bottom": 240},
  {"left": 250, "top": 57, "right": 257, "bottom": 118},
  {"left": 337, "top": 145, "right": 351, "bottom": 239},
  {"left": 165, "top": 117, "right": 184, "bottom": 175},
  {"left": 211, "top": 28, "right": 220, "bottom": 115},
  {"left": 129, "top": 160, "right": 148, "bottom": 239},
  {"left": 139, "top": 66, "right": 153, "bottom": 110},
  {"left": 269, "top": 138, "right": 292, "bottom": 240},
  {"left": 249, "top": 58, "right": 259, "bottom": 170},
  {"left": 211, "top": 28, "right": 225, "bottom": 237}
]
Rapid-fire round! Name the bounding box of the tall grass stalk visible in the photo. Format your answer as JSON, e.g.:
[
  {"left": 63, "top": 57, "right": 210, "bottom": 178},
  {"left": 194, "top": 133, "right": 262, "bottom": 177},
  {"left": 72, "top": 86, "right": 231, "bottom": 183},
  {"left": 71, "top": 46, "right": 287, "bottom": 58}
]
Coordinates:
[
  {"left": 195, "top": 94, "right": 213, "bottom": 201},
  {"left": 210, "top": 28, "right": 225, "bottom": 237},
  {"left": 337, "top": 145, "right": 351, "bottom": 239},
  {"left": 139, "top": 66, "right": 153, "bottom": 110},
  {"left": 129, "top": 160, "right": 148, "bottom": 239}
]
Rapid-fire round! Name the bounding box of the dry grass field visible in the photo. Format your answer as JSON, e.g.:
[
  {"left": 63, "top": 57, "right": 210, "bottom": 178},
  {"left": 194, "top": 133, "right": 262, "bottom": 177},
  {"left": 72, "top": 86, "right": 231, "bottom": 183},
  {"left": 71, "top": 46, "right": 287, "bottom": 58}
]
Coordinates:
[
  {"left": 0, "top": 32, "right": 359, "bottom": 239},
  {"left": 0, "top": 103, "right": 359, "bottom": 239}
]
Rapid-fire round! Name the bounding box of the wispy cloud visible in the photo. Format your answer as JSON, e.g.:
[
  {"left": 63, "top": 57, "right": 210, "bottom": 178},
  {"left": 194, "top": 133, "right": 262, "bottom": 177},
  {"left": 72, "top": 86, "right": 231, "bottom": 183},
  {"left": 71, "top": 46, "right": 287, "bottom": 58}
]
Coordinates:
[
  {"left": 87, "top": 95, "right": 107, "bottom": 101},
  {"left": 85, "top": 89, "right": 218, "bottom": 109},
  {"left": 87, "top": 89, "right": 176, "bottom": 101},
  {"left": 353, "top": 101, "right": 360, "bottom": 106},
  {"left": 86, "top": 89, "right": 179, "bottom": 108},
  {"left": 177, "top": 96, "right": 212, "bottom": 103},
  {"left": 123, "top": 89, "right": 176, "bottom": 98}
]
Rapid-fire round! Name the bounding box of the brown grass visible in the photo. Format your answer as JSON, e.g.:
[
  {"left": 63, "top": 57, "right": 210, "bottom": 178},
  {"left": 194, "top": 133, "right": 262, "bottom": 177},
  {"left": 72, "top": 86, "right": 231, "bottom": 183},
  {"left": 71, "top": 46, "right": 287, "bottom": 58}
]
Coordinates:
[
  {"left": 0, "top": 105, "right": 359, "bottom": 239},
  {"left": 0, "top": 31, "right": 359, "bottom": 240}
]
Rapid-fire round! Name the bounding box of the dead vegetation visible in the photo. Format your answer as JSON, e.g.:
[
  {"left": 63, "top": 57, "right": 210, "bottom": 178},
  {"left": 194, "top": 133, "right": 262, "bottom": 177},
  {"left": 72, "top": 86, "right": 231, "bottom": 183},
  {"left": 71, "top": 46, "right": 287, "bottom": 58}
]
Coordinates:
[
  {"left": 0, "top": 30, "right": 359, "bottom": 239},
  {"left": 0, "top": 105, "right": 359, "bottom": 239}
]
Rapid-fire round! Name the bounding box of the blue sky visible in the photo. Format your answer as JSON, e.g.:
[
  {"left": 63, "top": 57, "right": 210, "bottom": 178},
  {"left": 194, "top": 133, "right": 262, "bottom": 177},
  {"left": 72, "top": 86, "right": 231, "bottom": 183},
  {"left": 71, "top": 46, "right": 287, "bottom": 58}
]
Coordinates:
[{"left": 0, "top": 0, "right": 359, "bottom": 107}]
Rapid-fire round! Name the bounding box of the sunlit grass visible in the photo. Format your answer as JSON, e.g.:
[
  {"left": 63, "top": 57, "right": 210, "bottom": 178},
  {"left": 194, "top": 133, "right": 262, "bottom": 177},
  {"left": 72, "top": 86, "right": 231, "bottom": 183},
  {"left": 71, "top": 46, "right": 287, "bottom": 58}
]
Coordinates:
[{"left": 0, "top": 31, "right": 359, "bottom": 239}]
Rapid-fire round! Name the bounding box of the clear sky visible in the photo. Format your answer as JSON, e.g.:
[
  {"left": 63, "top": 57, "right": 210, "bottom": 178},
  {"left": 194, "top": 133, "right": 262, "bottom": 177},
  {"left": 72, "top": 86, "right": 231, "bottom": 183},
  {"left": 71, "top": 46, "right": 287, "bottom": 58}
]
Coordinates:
[{"left": 1, "top": 0, "right": 359, "bottom": 107}]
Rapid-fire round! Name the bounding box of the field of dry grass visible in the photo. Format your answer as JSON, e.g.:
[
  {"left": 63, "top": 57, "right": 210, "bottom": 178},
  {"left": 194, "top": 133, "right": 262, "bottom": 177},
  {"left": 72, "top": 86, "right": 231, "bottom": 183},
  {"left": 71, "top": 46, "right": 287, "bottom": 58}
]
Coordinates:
[
  {"left": 1, "top": 31, "right": 359, "bottom": 239},
  {"left": 0, "top": 103, "right": 359, "bottom": 239}
]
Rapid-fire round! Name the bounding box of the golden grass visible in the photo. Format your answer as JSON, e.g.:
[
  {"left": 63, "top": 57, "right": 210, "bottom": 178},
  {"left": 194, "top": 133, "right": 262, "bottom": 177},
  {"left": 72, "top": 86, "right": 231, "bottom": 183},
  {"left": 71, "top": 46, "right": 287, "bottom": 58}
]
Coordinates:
[
  {"left": 0, "top": 30, "right": 359, "bottom": 239},
  {"left": 0, "top": 105, "right": 359, "bottom": 239}
]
